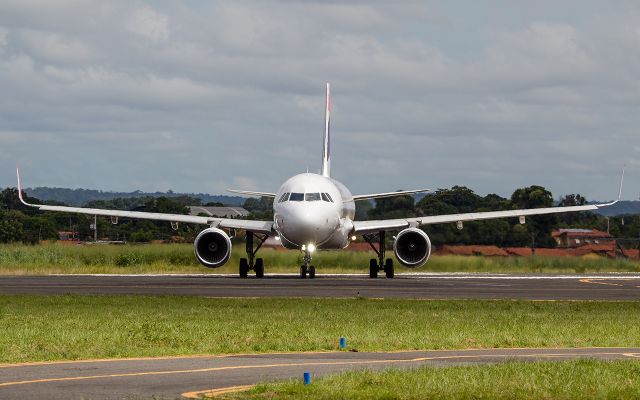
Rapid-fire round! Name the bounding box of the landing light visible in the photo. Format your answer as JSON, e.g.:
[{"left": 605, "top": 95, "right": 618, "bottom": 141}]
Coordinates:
[
  {"left": 275, "top": 236, "right": 281, "bottom": 241},
  {"left": 308, "top": 243, "right": 316, "bottom": 253},
  {"left": 301, "top": 244, "right": 306, "bottom": 251},
  {"left": 351, "top": 235, "right": 357, "bottom": 241}
]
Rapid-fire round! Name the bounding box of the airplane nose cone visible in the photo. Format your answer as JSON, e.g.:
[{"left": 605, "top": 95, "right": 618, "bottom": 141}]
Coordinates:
[{"left": 283, "top": 210, "right": 339, "bottom": 245}]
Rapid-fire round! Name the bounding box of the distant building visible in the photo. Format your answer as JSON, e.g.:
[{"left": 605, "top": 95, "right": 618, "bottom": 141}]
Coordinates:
[
  {"left": 188, "top": 206, "right": 250, "bottom": 218},
  {"left": 552, "top": 229, "right": 614, "bottom": 248},
  {"left": 58, "top": 231, "right": 77, "bottom": 241}
]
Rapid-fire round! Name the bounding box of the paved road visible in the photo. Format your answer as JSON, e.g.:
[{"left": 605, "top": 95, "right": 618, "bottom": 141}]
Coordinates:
[
  {"left": 2, "top": 348, "right": 639, "bottom": 399},
  {"left": 1, "top": 273, "right": 640, "bottom": 300}
]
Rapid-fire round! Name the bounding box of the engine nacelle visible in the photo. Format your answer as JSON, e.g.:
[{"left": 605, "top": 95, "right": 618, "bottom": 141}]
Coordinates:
[
  {"left": 393, "top": 228, "right": 431, "bottom": 268},
  {"left": 194, "top": 228, "right": 232, "bottom": 268}
]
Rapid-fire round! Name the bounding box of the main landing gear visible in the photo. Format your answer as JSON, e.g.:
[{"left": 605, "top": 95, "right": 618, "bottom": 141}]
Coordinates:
[
  {"left": 239, "top": 231, "right": 268, "bottom": 278},
  {"left": 300, "top": 247, "right": 316, "bottom": 279},
  {"left": 363, "top": 231, "right": 394, "bottom": 279}
]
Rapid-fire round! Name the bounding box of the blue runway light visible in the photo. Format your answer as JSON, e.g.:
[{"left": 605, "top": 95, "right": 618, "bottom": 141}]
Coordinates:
[
  {"left": 304, "top": 371, "right": 311, "bottom": 385},
  {"left": 340, "top": 337, "right": 346, "bottom": 349}
]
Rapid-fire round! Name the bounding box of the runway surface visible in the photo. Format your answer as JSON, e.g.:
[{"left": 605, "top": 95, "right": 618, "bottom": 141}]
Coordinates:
[
  {"left": 2, "top": 347, "right": 640, "bottom": 399},
  {"left": 2, "top": 273, "right": 640, "bottom": 300}
]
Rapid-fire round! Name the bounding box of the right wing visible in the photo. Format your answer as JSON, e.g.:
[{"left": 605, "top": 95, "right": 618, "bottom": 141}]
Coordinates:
[{"left": 16, "top": 169, "right": 273, "bottom": 234}]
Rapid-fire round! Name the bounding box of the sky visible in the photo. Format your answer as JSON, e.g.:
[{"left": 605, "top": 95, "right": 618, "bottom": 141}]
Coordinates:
[{"left": 0, "top": 0, "right": 639, "bottom": 201}]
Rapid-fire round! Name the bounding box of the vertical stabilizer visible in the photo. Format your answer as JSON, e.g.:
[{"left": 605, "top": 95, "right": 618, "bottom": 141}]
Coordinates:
[{"left": 321, "top": 82, "right": 331, "bottom": 177}]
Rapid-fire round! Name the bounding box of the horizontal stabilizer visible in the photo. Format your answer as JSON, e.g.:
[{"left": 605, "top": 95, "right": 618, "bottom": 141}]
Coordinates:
[
  {"left": 226, "top": 189, "right": 276, "bottom": 198},
  {"left": 352, "top": 188, "right": 431, "bottom": 201}
]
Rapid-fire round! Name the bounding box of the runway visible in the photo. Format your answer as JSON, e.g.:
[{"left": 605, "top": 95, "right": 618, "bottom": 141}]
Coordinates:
[
  {"left": 2, "top": 347, "right": 640, "bottom": 399},
  {"left": 1, "top": 273, "right": 640, "bottom": 300}
]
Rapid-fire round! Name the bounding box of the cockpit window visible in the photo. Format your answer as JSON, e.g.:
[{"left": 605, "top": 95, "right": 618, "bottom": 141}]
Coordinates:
[
  {"left": 321, "top": 193, "right": 333, "bottom": 202},
  {"left": 278, "top": 192, "right": 290, "bottom": 203},
  {"left": 305, "top": 193, "right": 321, "bottom": 201},
  {"left": 289, "top": 192, "right": 304, "bottom": 201}
]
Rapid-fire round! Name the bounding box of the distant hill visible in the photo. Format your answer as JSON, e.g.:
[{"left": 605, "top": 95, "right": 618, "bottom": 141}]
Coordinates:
[
  {"left": 19, "top": 187, "right": 246, "bottom": 207},
  {"left": 592, "top": 201, "right": 640, "bottom": 217}
]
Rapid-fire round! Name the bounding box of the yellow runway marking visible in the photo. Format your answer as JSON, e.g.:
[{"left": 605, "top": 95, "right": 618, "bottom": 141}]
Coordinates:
[
  {"left": 579, "top": 279, "right": 624, "bottom": 287},
  {"left": 182, "top": 385, "right": 254, "bottom": 399},
  {"left": 0, "top": 352, "right": 629, "bottom": 389}
]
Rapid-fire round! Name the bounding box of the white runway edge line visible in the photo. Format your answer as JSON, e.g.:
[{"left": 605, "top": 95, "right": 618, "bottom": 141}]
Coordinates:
[{"left": 46, "top": 273, "right": 640, "bottom": 280}]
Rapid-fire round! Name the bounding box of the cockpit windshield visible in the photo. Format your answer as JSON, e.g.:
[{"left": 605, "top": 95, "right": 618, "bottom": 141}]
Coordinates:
[
  {"left": 282, "top": 192, "right": 333, "bottom": 202},
  {"left": 305, "top": 193, "right": 321, "bottom": 201},
  {"left": 289, "top": 192, "right": 304, "bottom": 201}
]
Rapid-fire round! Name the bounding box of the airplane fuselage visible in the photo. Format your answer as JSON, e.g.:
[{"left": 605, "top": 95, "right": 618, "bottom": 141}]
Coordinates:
[{"left": 273, "top": 173, "right": 355, "bottom": 250}]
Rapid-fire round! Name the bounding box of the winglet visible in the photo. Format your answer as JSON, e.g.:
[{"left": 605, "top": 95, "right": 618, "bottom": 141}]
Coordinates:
[
  {"left": 618, "top": 166, "right": 625, "bottom": 201},
  {"left": 16, "top": 167, "right": 32, "bottom": 207}
]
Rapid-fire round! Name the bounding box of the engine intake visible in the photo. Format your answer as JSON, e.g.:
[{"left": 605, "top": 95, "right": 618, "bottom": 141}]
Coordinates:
[
  {"left": 194, "top": 228, "right": 232, "bottom": 268},
  {"left": 393, "top": 228, "right": 431, "bottom": 267}
]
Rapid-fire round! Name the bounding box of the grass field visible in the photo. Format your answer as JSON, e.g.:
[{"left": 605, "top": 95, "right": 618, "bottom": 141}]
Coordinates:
[
  {"left": 1, "top": 296, "right": 639, "bottom": 364},
  {"left": 220, "top": 360, "right": 640, "bottom": 399},
  {"left": 0, "top": 242, "right": 640, "bottom": 275}
]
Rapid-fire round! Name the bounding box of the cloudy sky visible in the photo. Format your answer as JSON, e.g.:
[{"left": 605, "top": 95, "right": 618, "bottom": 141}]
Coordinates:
[{"left": 0, "top": 1, "right": 638, "bottom": 201}]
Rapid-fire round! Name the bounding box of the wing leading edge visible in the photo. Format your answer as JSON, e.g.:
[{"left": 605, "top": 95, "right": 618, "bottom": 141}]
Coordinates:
[
  {"left": 16, "top": 169, "right": 273, "bottom": 234},
  {"left": 353, "top": 170, "right": 624, "bottom": 235}
]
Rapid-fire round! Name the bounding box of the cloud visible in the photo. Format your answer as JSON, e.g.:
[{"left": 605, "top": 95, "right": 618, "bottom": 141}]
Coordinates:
[
  {"left": 0, "top": 1, "right": 637, "bottom": 200},
  {"left": 125, "top": 5, "right": 170, "bottom": 42}
]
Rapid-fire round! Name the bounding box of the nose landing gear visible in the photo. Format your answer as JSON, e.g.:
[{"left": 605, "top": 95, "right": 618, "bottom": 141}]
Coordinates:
[
  {"left": 363, "top": 231, "right": 394, "bottom": 278},
  {"left": 300, "top": 248, "right": 316, "bottom": 279},
  {"left": 239, "top": 231, "right": 268, "bottom": 278}
]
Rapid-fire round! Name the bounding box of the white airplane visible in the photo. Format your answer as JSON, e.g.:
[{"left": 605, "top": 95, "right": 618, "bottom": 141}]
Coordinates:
[{"left": 16, "top": 83, "right": 623, "bottom": 279}]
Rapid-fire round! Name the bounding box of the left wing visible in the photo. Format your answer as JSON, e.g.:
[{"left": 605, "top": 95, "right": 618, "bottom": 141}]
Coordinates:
[
  {"left": 352, "top": 203, "right": 612, "bottom": 235},
  {"left": 16, "top": 169, "right": 273, "bottom": 234},
  {"left": 353, "top": 171, "right": 624, "bottom": 235}
]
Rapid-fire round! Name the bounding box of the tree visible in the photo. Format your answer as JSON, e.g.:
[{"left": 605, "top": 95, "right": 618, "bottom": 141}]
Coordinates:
[{"left": 510, "top": 185, "right": 556, "bottom": 248}]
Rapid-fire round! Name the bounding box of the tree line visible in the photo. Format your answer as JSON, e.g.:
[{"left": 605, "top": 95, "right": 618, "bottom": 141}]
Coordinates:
[{"left": 0, "top": 185, "right": 638, "bottom": 247}]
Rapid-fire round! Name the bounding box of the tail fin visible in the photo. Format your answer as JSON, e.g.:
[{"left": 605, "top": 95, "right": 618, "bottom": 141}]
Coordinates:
[{"left": 321, "top": 82, "right": 331, "bottom": 177}]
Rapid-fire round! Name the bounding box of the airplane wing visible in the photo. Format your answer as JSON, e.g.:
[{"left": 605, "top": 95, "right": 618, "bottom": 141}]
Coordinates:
[
  {"left": 352, "top": 203, "right": 612, "bottom": 234},
  {"left": 351, "top": 188, "right": 432, "bottom": 201},
  {"left": 353, "top": 171, "right": 624, "bottom": 235},
  {"left": 227, "top": 189, "right": 276, "bottom": 198},
  {"left": 16, "top": 169, "right": 273, "bottom": 234}
]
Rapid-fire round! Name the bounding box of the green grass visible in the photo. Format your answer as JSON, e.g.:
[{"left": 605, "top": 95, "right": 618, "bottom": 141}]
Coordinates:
[
  {"left": 0, "top": 243, "right": 639, "bottom": 274},
  {"left": 1, "top": 296, "right": 639, "bottom": 364},
  {"left": 220, "top": 360, "right": 640, "bottom": 399}
]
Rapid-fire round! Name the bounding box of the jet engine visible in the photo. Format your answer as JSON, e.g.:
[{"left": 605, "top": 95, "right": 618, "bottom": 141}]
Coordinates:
[
  {"left": 393, "top": 228, "right": 431, "bottom": 267},
  {"left": 194, "top": 227, "right": 232, "bottom": 268}
]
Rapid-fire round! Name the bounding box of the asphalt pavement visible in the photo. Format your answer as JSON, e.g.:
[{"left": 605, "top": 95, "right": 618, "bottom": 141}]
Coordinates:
[
  {"left": 1, "top": 273, "right": 640, "bottom": 300},
  {"left": 2, "top": 347, "right": 639, "bottom": 399}
]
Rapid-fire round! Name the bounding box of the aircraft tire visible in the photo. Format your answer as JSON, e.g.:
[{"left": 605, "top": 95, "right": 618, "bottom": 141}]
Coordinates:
[
  {"left": 369, "top": 259, "right": 378, "bottom": 278},
  {"left": 309, "top": 265, "right": 316, "bottom": 279},
  {"left": 255, "top": 258, "right": 264, "bottom": 278},
  {"left": 384, "top": 258, "right": 394, "bottom": 279},
  {"left": 239, "top": 258, "right": 249, "bottom": 278},
  {"left": 300, "top": 265, "right": 307, "bottom": 279}
]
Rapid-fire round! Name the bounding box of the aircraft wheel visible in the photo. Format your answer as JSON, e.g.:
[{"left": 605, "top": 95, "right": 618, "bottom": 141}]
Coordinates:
[
  {"left": 369, "top": 259, "right": 378, "bottom": 278},
  {"left": 239, "top": 258, "right": 249, "bottom": 278},
  {"left": 300, "top": 265, "right": 308, "bottom": 279},
  {"left": 309, "top": 265, "right": 316, "bottom": 279},
  {"left": 255, "top": 258, "right": 264, "bottom": 278},
  {"left": 384, "top": 258, "right": 394, "bottom": 279}
]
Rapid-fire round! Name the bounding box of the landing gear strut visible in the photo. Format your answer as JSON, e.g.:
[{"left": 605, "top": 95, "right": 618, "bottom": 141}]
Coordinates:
[
  {"left": 239, "top": 231, "right": 268, "bottom": 278},
  {"left": 363, "top": 231, "right": 394, "bottom": 278},
  {"left": 300, "top": 247, "right": 316, "bottom": 279}
]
